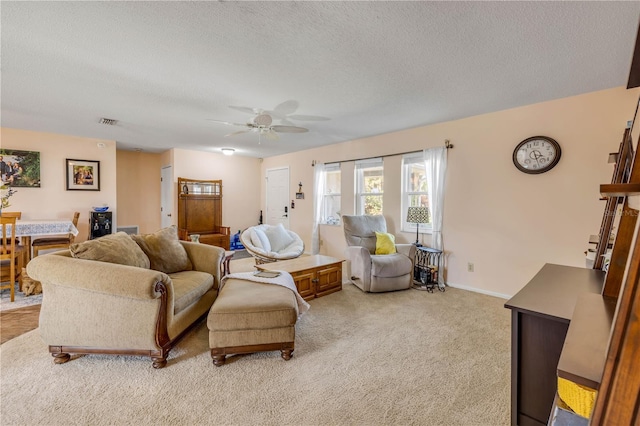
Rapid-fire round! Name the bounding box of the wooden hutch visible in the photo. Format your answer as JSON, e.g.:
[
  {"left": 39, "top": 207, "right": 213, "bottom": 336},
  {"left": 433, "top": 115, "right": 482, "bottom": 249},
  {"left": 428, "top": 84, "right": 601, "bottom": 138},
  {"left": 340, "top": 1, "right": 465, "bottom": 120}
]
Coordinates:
[{"left": 177, "top": 177, "right": 230, "bottom": 250}]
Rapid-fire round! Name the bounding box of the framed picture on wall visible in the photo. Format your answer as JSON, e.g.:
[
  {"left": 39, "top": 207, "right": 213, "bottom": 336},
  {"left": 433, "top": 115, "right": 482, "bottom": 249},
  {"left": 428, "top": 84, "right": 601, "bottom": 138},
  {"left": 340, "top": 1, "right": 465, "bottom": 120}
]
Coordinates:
[
  {"left": 66, "top": 159, "right": 100, "bottom": 191},
  {"left": 0, "top": 149, "right": 41, "bottom": 187}
]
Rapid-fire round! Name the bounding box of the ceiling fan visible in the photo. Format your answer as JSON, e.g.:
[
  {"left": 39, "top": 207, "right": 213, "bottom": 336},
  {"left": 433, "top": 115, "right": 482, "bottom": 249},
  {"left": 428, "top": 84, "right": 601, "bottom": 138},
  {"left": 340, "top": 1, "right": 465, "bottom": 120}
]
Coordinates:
[
  {"left": 208, "top": 112, "right": 308, "bottom": 142},
  {"left": 208, "top": 100, "right": 327, "bottom": 142}
]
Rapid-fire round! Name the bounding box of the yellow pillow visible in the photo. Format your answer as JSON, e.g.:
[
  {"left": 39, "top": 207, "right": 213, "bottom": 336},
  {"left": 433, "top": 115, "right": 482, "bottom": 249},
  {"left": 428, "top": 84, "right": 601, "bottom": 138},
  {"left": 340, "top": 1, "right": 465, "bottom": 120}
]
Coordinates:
[{"left": 375, "top": 232, "right": 397, "bottom": 255}]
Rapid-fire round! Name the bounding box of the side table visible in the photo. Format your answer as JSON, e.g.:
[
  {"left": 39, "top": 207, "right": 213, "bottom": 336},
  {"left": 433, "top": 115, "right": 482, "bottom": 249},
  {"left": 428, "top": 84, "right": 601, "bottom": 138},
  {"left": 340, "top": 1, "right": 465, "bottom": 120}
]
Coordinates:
[
  {"left": 412, "top": 246, "right": 444, "bottom": 292},
  {"left": 221, "top": 251, "right": 234, "bottom": 277}
]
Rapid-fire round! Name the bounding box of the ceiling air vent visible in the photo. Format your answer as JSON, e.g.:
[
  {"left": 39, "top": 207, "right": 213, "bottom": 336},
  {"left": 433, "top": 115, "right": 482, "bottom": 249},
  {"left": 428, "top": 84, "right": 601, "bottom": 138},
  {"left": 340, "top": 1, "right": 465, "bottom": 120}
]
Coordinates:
[{"left": 99, "top": 117, "right": 118, "bottom": 125}]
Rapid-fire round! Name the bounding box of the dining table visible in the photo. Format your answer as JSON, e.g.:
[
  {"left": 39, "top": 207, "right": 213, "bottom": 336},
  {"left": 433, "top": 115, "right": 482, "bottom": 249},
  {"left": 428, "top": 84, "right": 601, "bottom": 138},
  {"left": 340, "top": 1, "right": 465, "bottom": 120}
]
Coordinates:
[{"left": 1, "top": 219, "right": 79, "bottom": 262}]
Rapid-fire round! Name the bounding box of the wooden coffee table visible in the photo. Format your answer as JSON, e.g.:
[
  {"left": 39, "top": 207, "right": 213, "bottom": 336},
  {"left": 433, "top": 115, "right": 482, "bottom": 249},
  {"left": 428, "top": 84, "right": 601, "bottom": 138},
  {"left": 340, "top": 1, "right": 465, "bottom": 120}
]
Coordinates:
[{"left": 256, "top": 255, "right": 344, "bottom": 301}]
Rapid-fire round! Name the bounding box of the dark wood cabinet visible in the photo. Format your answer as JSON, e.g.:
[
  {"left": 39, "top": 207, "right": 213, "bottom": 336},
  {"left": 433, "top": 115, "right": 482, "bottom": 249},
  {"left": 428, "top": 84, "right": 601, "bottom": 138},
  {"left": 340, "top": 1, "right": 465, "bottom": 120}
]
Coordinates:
[
  {"left": 504, "top": 264, "right": 604, "bottom": 425},
  {"left": 177, "top": 177, "right": 230, "bottom": 250}
]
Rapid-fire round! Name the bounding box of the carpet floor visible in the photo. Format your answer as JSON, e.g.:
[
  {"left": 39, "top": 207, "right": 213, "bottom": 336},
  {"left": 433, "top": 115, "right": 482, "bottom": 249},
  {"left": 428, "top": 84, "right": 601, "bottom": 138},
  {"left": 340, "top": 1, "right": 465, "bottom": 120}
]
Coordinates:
[{"left": 0, "top": 275, "right": 510, "bottom": 425}]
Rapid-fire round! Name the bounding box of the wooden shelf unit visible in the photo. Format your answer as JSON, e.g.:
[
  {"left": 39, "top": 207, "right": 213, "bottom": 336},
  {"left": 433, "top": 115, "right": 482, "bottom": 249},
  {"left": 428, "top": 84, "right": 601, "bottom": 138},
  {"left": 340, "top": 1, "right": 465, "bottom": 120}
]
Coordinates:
[
  {"left": 504, "top": 264, "right": 605, "bottom": 426},
  {"left": 556, "top": 294, "right": 616, "bottom": 390},
  {"left": 177, "top": 177, "right": 230, "bottom": 250}
]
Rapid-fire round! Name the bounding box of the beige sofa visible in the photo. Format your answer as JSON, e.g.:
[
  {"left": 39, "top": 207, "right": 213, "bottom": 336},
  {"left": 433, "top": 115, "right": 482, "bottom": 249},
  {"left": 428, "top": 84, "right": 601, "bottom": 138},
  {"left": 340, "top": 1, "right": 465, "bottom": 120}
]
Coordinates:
[{"left": 27, "top": 229, "right": 224, "bottom": 368}]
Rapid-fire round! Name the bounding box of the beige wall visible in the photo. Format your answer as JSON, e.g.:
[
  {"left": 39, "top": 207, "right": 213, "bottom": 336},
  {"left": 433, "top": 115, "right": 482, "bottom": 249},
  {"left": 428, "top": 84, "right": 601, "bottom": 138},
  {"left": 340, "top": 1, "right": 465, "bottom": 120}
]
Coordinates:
[
  {"left": 4, "top": 86, "right": 638, "bottom": 297},
  {"left": 170, "top": 148, "right": 263, "bottom": 236},
  {"left": 116, "top": 150, "right": 162, "bottom": 233},
  {"left": 0, "top": 128, "right": 117, "bottom": 242},
  {"left": 261, "top": 86, "right": 640, "bottom": 297}
]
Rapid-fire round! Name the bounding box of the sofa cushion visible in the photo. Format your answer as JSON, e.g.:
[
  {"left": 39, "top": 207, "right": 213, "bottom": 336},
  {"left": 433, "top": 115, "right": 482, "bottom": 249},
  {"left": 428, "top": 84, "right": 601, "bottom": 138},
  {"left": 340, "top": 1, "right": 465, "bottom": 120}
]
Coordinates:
[
  {"left": 371, "top": 253, "right": 413, "bottom": 278},
  {"left": 132, "top": 226, "right": 193, "bottom": 274},
  {"left": 264, "top": 223, "right": 294, "bottom": 253},
  {"left": 375, "top": 231, "right": 397, "bottom": 255},
  {"left": 70, "top": 232, "right": 150, "bottom": 269},
  {"left": 170, "top": 270, "right": 214, "bottom": 315}
]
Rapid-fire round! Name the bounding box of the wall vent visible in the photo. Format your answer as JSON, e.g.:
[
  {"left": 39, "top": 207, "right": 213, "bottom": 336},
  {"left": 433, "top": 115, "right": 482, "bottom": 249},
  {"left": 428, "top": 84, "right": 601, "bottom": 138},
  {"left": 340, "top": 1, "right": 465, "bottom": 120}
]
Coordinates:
[
  {"left": 116, "top": 225, "right": 139, "bottom": 235},
  {"left": 99, "top": 117, "right": 118, "bottom": 125}
]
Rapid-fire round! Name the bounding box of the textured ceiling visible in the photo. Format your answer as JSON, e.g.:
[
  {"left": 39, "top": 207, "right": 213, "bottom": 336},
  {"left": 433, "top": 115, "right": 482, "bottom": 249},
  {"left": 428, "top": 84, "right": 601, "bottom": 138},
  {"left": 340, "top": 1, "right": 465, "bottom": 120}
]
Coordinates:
[{"left": 2, "top": 1, "right": 639, "bottom": 158}]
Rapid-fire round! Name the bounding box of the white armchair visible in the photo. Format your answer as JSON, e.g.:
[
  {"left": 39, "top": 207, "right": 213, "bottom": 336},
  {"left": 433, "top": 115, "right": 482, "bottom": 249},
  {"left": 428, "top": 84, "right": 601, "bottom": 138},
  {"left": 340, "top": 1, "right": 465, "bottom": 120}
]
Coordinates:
[{"left": 240, "top": 223, "right": 305, "bottom": 264}]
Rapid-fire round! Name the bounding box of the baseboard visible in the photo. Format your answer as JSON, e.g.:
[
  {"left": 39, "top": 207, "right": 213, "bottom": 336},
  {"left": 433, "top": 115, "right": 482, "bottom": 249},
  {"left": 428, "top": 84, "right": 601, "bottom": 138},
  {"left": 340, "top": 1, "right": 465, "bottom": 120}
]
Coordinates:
[{"left": 445, "top": 282, "right": 511, "bottom": 300}]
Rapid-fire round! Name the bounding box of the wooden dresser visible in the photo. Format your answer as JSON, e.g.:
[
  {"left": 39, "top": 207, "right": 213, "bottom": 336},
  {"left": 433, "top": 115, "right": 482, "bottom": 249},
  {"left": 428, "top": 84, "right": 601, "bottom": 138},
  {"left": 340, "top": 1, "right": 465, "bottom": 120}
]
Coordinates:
[{"left": 504, "top": 264, "right": 604, "bottom": 426}]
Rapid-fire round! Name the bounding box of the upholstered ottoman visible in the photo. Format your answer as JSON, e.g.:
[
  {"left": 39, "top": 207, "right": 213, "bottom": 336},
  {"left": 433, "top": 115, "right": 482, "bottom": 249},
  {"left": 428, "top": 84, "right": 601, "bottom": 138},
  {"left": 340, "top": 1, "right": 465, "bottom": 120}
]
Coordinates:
[{"left": 207, "top": 278, "right": 298, "bottom": 366}]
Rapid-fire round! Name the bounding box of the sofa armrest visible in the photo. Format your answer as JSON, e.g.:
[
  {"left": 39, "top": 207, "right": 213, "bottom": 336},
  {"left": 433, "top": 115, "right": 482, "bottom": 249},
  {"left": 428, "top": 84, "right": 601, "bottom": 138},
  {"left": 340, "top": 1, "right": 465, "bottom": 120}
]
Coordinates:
[
  {"left": 180, "top": 241, "right": 224, "bottom": 287},
  {"left": 27, "top": 253, "right": 170, "bottom": 300}
]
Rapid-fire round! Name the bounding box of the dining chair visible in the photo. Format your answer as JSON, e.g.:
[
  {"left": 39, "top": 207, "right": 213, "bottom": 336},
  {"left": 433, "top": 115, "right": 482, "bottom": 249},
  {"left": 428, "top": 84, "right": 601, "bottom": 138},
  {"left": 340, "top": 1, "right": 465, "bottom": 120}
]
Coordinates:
[
  {"left": 0, "top": 212, "right": 26, "bottom": 289},
  {"left": 32, "top": 212, "right": 80, "bottom": 258},
  {"left": 1, "top": 215, "right": 26, "bottom": 302}
]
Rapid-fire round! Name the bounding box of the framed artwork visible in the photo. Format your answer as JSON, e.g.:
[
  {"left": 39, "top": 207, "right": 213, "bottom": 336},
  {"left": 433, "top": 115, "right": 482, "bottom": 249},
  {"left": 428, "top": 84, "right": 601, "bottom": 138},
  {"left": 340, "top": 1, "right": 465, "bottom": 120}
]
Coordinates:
[
  {"left": 0, "top": 149, "right": 41, "bottom": 187},
  {"left": 66, "top": 159, "right": 100, "bottom": 191},
  {"left": 295, "top": 192, "right": 304, "bottom": 199}
]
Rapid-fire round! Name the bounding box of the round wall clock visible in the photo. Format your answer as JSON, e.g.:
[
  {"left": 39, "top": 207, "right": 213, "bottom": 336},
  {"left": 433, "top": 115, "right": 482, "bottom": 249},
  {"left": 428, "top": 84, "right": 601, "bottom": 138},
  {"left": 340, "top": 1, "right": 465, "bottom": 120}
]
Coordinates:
[{"left": 512, "top": 136, "right": 561, "bottom": 174}]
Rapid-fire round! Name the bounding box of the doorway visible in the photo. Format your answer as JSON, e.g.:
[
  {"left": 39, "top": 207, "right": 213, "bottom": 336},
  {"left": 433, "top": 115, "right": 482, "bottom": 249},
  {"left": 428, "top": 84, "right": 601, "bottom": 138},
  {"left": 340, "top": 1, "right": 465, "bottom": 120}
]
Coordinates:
[
  {"left": 160, "top": 165, "right": 173, "bottom": 228},
  {"left": 266, "top": 167, "right": 290, "bottom": 229}
]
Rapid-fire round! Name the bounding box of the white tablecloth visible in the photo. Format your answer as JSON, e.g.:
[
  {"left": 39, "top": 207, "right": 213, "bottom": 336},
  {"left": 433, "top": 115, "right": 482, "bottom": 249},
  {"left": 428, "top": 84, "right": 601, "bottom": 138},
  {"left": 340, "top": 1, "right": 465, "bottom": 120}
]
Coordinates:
[{"left": 2, "top": 220, "right": 79, "bottom": 237}]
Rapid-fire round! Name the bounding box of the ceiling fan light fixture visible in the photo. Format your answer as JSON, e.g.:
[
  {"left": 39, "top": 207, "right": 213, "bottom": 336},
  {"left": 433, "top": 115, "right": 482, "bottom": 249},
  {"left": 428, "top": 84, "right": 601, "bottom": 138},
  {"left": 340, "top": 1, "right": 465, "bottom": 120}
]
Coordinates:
[{"left": 221, "top": 148, "right": 235, "bottom": 156}]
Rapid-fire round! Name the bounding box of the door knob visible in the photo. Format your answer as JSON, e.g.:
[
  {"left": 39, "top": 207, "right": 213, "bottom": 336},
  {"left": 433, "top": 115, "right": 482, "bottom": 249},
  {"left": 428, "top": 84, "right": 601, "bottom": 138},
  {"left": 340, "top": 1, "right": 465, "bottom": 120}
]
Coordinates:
[{"left": 167, "top": 213, "right": 172, "bottom": 217}]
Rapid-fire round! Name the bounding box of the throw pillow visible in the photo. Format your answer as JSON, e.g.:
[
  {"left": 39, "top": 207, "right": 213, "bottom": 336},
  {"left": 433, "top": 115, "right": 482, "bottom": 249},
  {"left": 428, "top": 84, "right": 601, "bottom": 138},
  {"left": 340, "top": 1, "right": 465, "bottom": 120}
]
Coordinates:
[
  {"left": 264, "top": 223, "right": 294, "bottom": 253},
  {"left": 251, "top": 228, "right": 272, "bottom": 252},
  {"left": 70, "top": 232, "right": 150, "bottom": 268},
  {"left": 131, "top": 226, "right": 193, "bottom": 274},
  {"left": 375, "top": 231, "right": 397, "bottom": 255}
]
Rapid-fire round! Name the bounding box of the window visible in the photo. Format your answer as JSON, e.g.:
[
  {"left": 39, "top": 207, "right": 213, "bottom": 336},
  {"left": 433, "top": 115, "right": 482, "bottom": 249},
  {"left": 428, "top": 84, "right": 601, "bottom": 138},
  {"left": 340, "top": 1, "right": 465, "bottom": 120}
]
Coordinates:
[
  {"left": 323, "top": 163, "right": 341, "bottom": 225},
  {"left": 355, "top": 158, "right": 383, "bottom": 215},
  {"left": 402, "top": 153, "right": 430, "bottom": 232}
]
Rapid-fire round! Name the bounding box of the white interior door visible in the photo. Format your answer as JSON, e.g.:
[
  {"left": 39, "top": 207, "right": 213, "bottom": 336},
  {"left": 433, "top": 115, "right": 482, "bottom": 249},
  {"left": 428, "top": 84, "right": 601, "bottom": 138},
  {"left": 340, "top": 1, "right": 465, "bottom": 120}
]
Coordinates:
[
  {"left": 266, "top": 167, "right": 290, "bottom": 229},
  {"left": 161, "top": 166, "right": 173, "bottom": 228}
]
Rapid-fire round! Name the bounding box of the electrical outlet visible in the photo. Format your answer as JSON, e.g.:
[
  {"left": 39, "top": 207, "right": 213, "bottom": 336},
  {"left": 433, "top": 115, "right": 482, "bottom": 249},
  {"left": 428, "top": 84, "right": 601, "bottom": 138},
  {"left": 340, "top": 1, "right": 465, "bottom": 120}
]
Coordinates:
[{"left": 467, "top": 262, "right": 474, "bottom": 272}]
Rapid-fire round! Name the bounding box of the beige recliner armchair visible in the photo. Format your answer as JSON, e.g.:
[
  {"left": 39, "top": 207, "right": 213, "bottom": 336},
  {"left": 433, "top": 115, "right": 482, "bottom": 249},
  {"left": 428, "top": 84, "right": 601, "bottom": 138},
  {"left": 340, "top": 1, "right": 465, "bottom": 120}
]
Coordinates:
[{"left": 343, "top": 215, "right": 415, "bottom": 293}]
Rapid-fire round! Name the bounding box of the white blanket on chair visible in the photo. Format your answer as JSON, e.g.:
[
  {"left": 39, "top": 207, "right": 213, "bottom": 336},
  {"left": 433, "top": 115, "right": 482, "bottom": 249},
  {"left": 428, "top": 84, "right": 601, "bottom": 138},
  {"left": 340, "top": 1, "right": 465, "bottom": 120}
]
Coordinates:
[{"left": 221, "top": 271, "right": 310, "bottom": 317}]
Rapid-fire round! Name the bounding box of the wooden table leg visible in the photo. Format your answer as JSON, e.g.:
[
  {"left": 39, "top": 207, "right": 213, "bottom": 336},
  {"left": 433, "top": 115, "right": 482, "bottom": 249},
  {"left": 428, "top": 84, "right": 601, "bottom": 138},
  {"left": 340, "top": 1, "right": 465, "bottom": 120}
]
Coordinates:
[
  {"left": 221, "top": 251, "right": 234, "bottom": 277},
  {"left": 20, "top": 236, "right": 31, "bottom": 263}
]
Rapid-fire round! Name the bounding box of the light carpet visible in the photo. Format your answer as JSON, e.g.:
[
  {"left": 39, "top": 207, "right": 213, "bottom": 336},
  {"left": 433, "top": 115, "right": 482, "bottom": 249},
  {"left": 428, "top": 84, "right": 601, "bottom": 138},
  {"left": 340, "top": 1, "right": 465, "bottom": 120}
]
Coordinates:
[{"left": 0, "top": 259, "right": 511, "bottom": 425}]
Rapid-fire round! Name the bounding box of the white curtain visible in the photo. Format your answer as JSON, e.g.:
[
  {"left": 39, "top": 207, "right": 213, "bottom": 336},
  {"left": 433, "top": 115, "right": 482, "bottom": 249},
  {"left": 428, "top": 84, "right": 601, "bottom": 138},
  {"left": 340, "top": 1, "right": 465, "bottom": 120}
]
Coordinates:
[
  {"left": 311, "top": 162, "right": 325, "bottom": 254},
  {"left": 424, "top": 147, "right": 447, "bottom": 252}
]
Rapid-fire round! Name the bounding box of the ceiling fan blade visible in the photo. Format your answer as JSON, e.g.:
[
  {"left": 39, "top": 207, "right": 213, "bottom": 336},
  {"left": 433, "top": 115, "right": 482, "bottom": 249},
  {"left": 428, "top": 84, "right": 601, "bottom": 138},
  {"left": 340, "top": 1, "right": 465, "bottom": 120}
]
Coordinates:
[
  {"left": 225, "top": 130, "right": 250, "bottom": 137},
  {"left": 279, "top": 119, "right": 296, "bottom": 126},
  {"left": 287, "top": 114, "right": 330, "bottom": 121},
  {"left": 265, "top": 129, "right": 280, "bottom": 141},
  {"left": 271, "top": 100, "right": 299, "bottom": 117},
  {"left": 207, "top": 119, "right": 247, "bottom": 127},
  {"left": 228, "top": 105, "right": 263, "bottom": 115},
  {"left": 271, "top": 125, "right": 308, "bottom": 134}
]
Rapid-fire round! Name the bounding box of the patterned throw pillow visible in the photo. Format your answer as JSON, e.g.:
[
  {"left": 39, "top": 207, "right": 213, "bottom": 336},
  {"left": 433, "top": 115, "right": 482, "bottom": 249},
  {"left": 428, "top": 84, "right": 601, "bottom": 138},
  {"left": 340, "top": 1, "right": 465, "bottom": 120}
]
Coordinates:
[
  {"left": 70, "top": 232, "right": 150, "bottom": 268},
  {"left": 375, "top": 231, "right": 397, "bottom": 255},
  {"left": 131, "top": 226, "right": 193, "bottom": 274}
]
